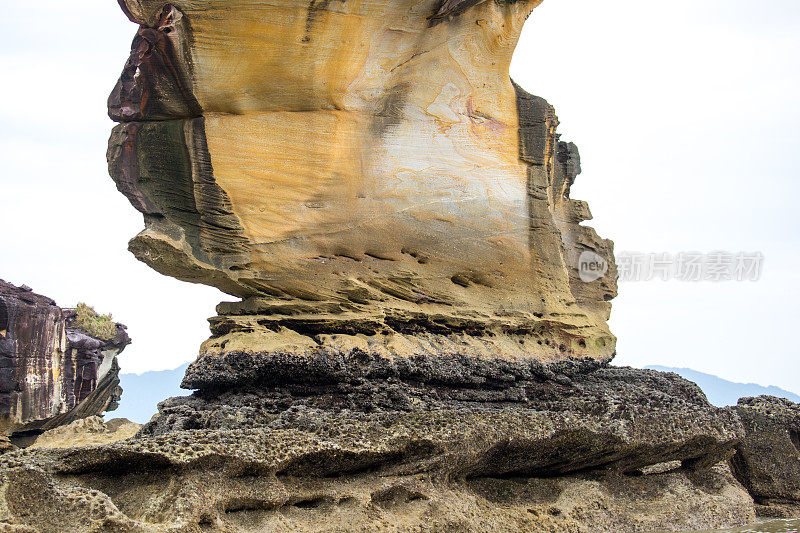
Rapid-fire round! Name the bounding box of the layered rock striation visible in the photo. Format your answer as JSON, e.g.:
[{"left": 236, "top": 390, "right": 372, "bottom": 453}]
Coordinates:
[
  {"left": 0, "top": 280, "right": 130, "bottom": 438},
  {"left": 108, "top": 0, "right": 617, "bottom": 380}
]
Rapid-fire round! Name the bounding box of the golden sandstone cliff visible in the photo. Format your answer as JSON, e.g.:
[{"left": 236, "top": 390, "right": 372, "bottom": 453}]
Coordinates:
[{"left": 107, "top": 0, "right": 617, "bottom": 377}]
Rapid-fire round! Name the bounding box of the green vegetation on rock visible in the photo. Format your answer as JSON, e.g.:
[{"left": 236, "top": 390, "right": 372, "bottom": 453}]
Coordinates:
[{"left": 72, "top": 303, "right": 117, "bottom": 341}]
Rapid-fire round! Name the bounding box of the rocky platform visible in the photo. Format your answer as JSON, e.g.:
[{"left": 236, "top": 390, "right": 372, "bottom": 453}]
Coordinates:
[{"left": 0, "top": 365, "right": 765, "bottom": 532}]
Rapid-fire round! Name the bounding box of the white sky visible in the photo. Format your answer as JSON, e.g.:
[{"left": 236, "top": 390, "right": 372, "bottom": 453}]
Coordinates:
[{"left": 1, "top": 1, "right": 798, "bottom": 392}]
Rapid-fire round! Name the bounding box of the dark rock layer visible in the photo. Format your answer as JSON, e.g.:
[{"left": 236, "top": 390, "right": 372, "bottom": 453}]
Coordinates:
[{"left": 147, "top": 364, "right": 744, "bottom": 477}]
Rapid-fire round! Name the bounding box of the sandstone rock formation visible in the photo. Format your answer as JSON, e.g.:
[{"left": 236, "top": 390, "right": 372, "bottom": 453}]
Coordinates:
[
  {"left": 108, "top": 0, "right": 617, "bottom": 377},
  {"left": 731, "top": 396, "right": 800, "bottom": 518},
  {"left": 0, "top": 280, "right": 130, "bottom": 439},
  {"left": 1, "top": 1, "right": 788, "bottom": 531}
]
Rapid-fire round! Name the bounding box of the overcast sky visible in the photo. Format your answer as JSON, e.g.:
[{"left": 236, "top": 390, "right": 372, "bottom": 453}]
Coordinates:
[{"left": 1, "top": 1, "right": 798, "bottom": 393}]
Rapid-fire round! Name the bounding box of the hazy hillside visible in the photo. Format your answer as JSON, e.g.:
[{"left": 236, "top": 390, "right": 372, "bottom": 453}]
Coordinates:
[
  {"left": 647, "top": 365, "right": 800, "bottom": 407},
  {"left": 111, "top": 363, "right": 190, "bottom": 423}
]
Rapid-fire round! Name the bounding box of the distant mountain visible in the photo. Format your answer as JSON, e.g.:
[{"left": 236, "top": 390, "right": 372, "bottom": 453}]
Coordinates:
[
  {"left": 646, "top": 365, "right": 800, "bottom": 407},
  {"left": 110, "top": 363, "right": 190, "bottom": 424}
]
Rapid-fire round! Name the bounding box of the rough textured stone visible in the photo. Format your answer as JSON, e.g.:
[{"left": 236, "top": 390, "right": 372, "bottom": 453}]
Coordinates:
[
  {"left": 731, "top": 396, "right": 800, "bottom": 517},
  {"left": 0, "top": 280, "right": 130, "bottom": 438},
  {"left": 27, "top": 416, "right": 141, "bottom": 450},
  {"left": 144, "top": 365, "right": 746, "bottom": 476},
  {"left": 0, "top": 367, "right": 756, "bottom": 532},
  {"left": 108, "top": 0, "right": 617, "bottom": 370}
]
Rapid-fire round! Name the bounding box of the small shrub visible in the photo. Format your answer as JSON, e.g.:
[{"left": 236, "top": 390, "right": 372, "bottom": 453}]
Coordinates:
[{"left": 72, "top": 302, "right": 117, "bottom": 341}]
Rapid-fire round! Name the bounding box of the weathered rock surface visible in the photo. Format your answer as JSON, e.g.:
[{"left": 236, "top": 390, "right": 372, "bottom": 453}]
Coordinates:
[
  {"left": 27, "top": 416, "right": 141, "bottom": 450},
  {"left": 0, "top": 366, "right": 757, "bottom": 532},
  {"left": 155, "top": 362, "right": 744, "bottom": 469},
  {"left": 108, "top": 0, "right": 617, "bottom": 371},
  {"left": 0, "top": 280, "right": 130, "bottom": 439},
  {"left": 731, "top": 396, "right": 800, "bottom": 518}
]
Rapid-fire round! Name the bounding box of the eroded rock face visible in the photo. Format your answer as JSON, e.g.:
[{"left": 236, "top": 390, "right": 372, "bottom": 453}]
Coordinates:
[
  {"left": 0, "top": 280, "right": 130, "bottom": 438},
  {"left": 147, "top": 365, "right": 746, "bottom": 474},
  {"left": 731, "top": 396, "right": 800, "bottom": 517},
  {"left": 108, "top": 0, "right": 617, "bottom": 376},
  {"left": 0, "top": 367, "right": 756, "bottom": 532}
]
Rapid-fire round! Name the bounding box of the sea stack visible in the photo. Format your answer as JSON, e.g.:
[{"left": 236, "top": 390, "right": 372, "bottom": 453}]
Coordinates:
[{"left": 107, "top": 0, "right": 618, "bottom": 392}]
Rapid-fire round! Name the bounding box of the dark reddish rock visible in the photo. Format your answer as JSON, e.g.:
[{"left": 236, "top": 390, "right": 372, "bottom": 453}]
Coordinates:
[
  {"left": 108, "top": 4, "right": 201, "bottom": 122},
  {"left": 0, "top": 280, "right": 130, "bottom": 439}
]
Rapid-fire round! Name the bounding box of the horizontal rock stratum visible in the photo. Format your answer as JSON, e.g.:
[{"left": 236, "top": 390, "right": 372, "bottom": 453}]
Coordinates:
[
  {"left": 0, "top": 366, "right": 759, "bottom": 531},
  {"left": 107, "top": 0, "right": 617, "bottom": 373}
]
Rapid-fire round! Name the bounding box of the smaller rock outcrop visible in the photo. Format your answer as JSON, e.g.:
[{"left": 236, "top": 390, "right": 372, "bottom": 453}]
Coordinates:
[
  {"left": 28, "top": 416, "right": 140, "bottom": 450},
  {"left": 731, "top": 396, "right": 800, "bottom": 517},
  {"left": 0, "top": 280, "right": 130, "bottom": 440}
]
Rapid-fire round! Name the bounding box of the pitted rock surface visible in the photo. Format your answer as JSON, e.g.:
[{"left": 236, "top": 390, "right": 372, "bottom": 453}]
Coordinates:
[
  {"left": 730, "top": 396, "right": 800, "bottom": 517},
  {"left": 0, "top": 366, "right": 756, "bottom": 532}
]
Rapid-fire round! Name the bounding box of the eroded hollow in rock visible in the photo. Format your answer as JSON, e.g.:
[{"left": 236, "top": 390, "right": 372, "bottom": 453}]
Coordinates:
[{"left": 790, "top": 429, "right": 800, "bottom": 453}]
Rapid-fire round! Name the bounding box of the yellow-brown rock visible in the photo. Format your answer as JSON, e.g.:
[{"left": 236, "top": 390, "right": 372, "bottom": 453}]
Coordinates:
[
  {"left": 27, "top": 416, "right": 140, "bottom": 449},
  {"left": 108, "top": 0, "right": 617, "bottom": 387}
]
